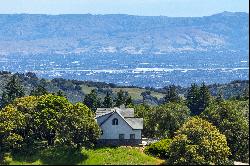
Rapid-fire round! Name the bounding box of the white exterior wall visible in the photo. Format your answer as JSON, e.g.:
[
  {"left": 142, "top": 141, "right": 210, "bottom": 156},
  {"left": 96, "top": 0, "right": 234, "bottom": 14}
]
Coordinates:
[{"left": 99, "top": 112, "right": 141, "bottom": 140}]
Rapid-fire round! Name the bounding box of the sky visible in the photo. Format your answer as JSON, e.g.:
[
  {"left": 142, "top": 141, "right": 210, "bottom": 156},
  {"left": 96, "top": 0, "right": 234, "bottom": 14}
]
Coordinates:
[{"left": 0, "top": 0, "right": 249, "bottom": 17}]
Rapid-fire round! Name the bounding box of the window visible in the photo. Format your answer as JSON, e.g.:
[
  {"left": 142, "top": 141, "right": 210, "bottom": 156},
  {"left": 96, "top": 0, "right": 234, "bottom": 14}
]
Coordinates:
[
  {"left": 119, "top": 134, "right": 125, "bottom": 140},
  {"left": 130, "top": 134, "right": 135, "bottom": 139},
  {"left": 112, "top": 118, "right": 118, "bottom": 125}
]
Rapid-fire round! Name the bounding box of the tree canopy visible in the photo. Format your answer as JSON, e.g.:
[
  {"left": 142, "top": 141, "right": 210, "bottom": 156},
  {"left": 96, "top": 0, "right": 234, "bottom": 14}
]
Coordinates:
[
  {"left": 200, "top": 100, "right": 249, "bottom": 162},
  {"left": 167, "top": 117, "right": 231, "bottom": 165},
  {"left": 0, "top": 94, "right": 100, "bottom": 152}
]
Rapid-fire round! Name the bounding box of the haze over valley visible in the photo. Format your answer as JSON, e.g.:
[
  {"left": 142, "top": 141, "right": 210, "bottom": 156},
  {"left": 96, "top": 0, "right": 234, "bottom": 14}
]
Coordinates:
[{"left": 0, "top": 12, "right": 248, "bottom": 87}]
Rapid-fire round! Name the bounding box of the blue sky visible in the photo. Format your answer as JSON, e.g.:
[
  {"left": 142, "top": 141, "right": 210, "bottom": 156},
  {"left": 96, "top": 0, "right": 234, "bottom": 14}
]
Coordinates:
[{"left": 0, "top": 0, "right": 249, "bottom": 16}]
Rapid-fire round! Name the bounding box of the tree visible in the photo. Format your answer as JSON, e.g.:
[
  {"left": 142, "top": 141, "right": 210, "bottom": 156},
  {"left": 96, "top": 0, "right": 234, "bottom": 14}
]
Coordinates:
[
  {"left": 167, "top": 117, "right": 231, "bottom": 165},
  {"left": 197, "top": 82, "right": 211, "bottom": 113},
  {"left": 153, "top": 103, "right": 191, "bottom": 138},
  {"left": 0, "top": 75, "right": 25, "bottom": 108},
  {"left": 102, "top": 92, "right": 113, "bottom": 108},
  {"left": 0, "top": 94, "right": 101, "bottom": 150},
  {"left": 215, "top": 89, "right": 224, "bottom": 103},
  {"left": 57, "top": 90, "right": 66, "bottom": 98},
  {"left": 0, "top": 105, "right": 25, "bottom": 152},
  {"left": 30, "top": 84, "right": 48, "bottom": 96},
  {"left": 134, "top": 103, "right": 190, "bottom": 138},
  {"left": 186, "top": 83, "right": 200, "bottom": 115},
  {"left": 186, "top": 83, "right": 211, "bottom": 115},
  {"left": 83, "top": 89, "right": 101, "bottom": 112},
  {"left": 114, "top": 90, "right": 132, "bottom": 107},
  {"left": 200, "top": 100, "right": 249, "bottom": 163},
  {"left": 164, "top": 85, "right": 180, "bottom": 103},
  {"left": 125, "top": 96, "right": 133, "bottom": 107},
  {"left": 114, "top": 90, "right": 127, "bottom": 107},
  {"left": 57, "top": 103, "right": 100, "bottom": 148},
  {"left": 36, "top": 94, "right": 72, "bottom": 146}
]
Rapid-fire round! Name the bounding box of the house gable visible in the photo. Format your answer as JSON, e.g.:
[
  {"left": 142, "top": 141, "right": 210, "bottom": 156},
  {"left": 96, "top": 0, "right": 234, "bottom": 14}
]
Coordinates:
[{"left": 99, "top": 111, "right": 141, "bottom": 140}]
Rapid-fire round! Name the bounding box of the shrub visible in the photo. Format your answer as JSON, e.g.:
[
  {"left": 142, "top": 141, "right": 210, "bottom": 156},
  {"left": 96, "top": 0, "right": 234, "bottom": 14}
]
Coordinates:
[
  {"left": 144, "top": 138, "right": 172, "bottom": 158},
  {"left": 0, "top": 153, "right": 13, "bottom": 165},
  {"left": 167, "top": 117, "right": 231, "bottom": 165}
]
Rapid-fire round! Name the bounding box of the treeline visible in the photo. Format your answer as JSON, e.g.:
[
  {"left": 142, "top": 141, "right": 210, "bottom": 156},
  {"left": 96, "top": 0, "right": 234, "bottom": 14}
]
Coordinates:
[
  {"left": 0, "top": 74, "right": 133, "bottom": 110},
  {"left": 0, "top": 71, "right": 249, "bottom": 105},
  {"left": 0, "top": 71, "right": 249, "bottom": 165}
]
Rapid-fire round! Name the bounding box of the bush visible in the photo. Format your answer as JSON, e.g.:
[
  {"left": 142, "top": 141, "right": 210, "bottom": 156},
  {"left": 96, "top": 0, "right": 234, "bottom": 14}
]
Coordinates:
[
  {"left": 0, "top": 153, "right": 13, "bottom": 165},
  {"left": 167, "top": 117, "right": 231, "bottom": 165},
  {"left": 144, "top": 138, "right": 172, "bottom": 158}
]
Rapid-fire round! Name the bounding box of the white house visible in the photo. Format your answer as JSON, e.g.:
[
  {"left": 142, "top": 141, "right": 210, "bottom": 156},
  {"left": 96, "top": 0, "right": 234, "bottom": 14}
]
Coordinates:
[{"left": 95, "top": 105, "right": 143, "bottom": 145}]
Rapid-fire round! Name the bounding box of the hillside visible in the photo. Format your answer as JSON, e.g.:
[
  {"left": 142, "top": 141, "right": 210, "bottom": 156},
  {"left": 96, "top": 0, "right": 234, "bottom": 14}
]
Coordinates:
[
  {"left": 0, "top": 71, "right": 248, "bottom": 104},
  {"left": 0, "top": 12, "right": 248, "bottom": 55}
]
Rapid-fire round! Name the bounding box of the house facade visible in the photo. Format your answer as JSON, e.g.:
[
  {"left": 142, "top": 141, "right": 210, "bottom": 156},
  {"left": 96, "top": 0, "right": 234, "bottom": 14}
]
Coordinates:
[{"left": 95, "top": 105, "right": 143, "bottom": 145}]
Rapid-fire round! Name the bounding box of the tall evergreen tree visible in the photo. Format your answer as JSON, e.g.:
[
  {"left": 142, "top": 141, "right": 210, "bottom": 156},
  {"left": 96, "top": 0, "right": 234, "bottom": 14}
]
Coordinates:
[
  {"left": 115, "top": 90, "right": 126, "bottom": 107},
  {"left": 83, "top": 89, "right": 101, "bottom": 112},
  {"left": 186, "top": 83, "right": 200, "bottom": 115},
  {"left": 103, "top": 91, "right": 113, "bottom": 108},
  {"left": 198, "top": 82, "right": 211, "bottom": 114},
  {"left": 164, "top": 85, "right": 180, "bottom": 103},
  {"left": 125, "top": 96, "right": 133, "bottom": 106},
  {"left": 0, "top": 75, "right": 25, "bottom": 108}
]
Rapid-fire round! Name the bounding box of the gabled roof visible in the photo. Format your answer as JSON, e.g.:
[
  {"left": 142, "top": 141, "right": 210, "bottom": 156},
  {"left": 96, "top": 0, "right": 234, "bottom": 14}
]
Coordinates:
[
  {"left": 96, "top": 108, "right": 114, "bottom": 118},
  {"left": 95, "top": 107, "right": 143, "bottom": 130},
  {"left": 124, "top": 118, "right": 143, "bottom": 129},
  {"left": 116, "top": 108, "right": 134, "bottom": 117},
  {"left": 95, "top": 107, "right": 134, "bottom": 118}
]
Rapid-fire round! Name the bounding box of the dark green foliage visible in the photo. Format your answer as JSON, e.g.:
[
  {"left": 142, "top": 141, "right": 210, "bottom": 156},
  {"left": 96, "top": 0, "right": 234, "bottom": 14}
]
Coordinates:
[
  {"left": 198, "top": 82, "right": 211, "bottom": 112},
  {"left": 0, "top": 75, "right": 25, "bottom": 108},
  {"left": 114, "top": 90, "right": 132, "bottom": 107},
  {"left": 215, "top": 89, "right": 224, "bottom": 103},
  {"left": 0, "top": 152, "right": 12, "bottom": 165},
  {"left": 186, "top": 83, "right": 200, "bottom": 115},
  {"left": 168, "top": 117, "right": 231, "bottom": 165},
  {"left": 83, "top": 89, "right": 101, "bottom": 112},
  {"left": 144, "top": 138, "right": 172, "bottom": 159},
  {"left": 56, "top": 90, "right": 66, "bottom": 98},
  {"left": 114, "top": 90, "right": 127, "bottom": 107},
  {"left": 125, "top": 96, "right": 133, "bottom": 106},
  {"left": 30, "top": 84, "right": 48, "bottom": 96},
  {"left": 200, "top": 100, "right": 249, "bottom": 163},
  {"left": 186, "top": 83, "right": 211, "bottom": 115},
  {"left": 164, "top": 85, "right": 181, "bottom": 103},
  {"left": 102, "top": 92, "right": 113, "bottom": 108},
  {"left": 134, "top": 102, "right": 191, "bottom": 138}
]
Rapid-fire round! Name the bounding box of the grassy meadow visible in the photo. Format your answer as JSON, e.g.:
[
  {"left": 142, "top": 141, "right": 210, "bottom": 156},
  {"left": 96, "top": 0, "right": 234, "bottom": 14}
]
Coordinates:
[{"left": 9, "top": 146, "right": 164, "bottom": 165}]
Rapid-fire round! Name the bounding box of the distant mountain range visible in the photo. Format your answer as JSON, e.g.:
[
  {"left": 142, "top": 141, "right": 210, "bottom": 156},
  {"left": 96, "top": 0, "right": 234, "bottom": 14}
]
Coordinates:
[{"left": 0, "top": 11, "right": 248, "bottom": 55}]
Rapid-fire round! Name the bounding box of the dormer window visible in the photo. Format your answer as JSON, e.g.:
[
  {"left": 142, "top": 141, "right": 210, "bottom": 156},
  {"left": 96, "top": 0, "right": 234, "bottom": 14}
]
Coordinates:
[{"left": 112, "top": 118, "right": 118, "bottom": 125}]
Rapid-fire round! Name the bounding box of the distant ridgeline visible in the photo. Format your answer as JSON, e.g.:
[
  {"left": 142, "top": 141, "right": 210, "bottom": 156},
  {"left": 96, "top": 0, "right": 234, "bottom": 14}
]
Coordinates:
[{"left": 0, "top": 71, "right": 249, "bottom": 105}]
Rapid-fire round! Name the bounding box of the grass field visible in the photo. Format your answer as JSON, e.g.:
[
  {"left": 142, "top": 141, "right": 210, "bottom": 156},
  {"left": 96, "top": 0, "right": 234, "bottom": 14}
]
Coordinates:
[
  {"left": 9, "top": 146, "right": 164, "bottom": 165},
  {"left": 80, "top": 85, "right": 165, "bottom": 100}
]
